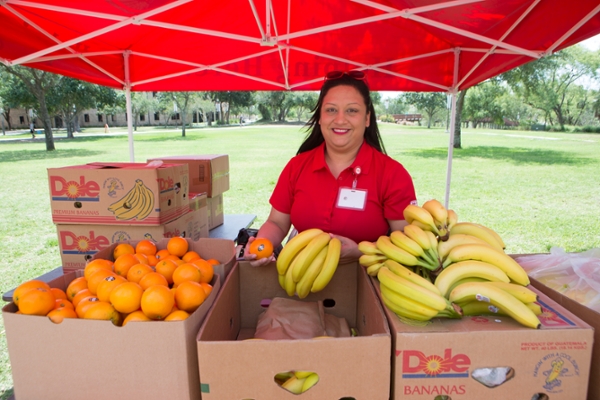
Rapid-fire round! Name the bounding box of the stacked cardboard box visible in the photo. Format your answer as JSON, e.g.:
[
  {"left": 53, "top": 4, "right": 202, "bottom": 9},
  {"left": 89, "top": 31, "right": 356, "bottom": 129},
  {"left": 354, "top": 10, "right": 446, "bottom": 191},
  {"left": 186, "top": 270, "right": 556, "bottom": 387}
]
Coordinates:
[
  {"left": 48, "top": 162, "right": 209, "bottom": 271},
  {"left": 147, "top": 155, "right": 229, "bottom": 230}
]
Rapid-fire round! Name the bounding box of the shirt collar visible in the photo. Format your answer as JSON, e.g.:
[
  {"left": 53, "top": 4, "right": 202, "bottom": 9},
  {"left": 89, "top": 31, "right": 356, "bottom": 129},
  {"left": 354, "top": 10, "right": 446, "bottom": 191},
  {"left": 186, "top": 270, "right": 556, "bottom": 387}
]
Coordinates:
[{"left": 311, "top": 140, "right": 374, "bottom": 174}]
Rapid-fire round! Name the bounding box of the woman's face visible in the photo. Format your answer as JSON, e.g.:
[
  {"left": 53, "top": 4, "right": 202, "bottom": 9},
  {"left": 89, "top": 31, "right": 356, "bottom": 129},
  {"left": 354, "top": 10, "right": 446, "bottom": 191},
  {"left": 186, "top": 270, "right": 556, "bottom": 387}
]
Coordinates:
[{"left": 319, "top": 84, "right": 370, "bottom": 154}]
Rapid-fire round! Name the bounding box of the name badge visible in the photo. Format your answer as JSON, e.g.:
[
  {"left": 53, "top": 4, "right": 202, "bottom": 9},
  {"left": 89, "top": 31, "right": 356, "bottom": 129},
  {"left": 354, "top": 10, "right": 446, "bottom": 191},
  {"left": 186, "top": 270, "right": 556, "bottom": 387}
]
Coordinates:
[{"left": 337, "top": 187, "right": 367, "bottom": 210}]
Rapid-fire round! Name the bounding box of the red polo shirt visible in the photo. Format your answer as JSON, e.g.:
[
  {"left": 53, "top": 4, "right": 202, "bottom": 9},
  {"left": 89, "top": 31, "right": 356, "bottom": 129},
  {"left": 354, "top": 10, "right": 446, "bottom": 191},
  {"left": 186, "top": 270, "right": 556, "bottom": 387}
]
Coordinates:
[{"left": 270, "top": 141, "right": 416, "bottom": 243}]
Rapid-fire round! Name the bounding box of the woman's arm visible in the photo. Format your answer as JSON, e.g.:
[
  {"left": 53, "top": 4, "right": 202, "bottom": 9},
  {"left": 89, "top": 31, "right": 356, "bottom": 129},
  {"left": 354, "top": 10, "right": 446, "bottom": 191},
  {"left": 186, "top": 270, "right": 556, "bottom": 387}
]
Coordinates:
[
  {"left": 388, "top": 219, "right": 409, "bottom": 233},
  {"left": 244, "top": 207, "right": 292, "bottom": 266}
]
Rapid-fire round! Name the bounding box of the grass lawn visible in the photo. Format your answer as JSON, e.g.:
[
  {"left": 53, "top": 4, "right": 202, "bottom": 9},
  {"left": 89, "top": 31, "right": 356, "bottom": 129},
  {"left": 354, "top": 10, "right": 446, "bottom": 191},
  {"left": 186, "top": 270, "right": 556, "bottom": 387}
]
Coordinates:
[{"left": 1, "top": 122, "right": 599, "bottom": 397}]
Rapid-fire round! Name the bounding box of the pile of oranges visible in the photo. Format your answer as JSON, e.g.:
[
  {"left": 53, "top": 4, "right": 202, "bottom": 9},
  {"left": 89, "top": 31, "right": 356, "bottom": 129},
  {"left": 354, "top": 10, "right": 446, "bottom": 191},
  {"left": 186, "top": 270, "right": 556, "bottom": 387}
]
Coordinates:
[{"left": 13, "top": 237, "right": 218, "bottom": 326}]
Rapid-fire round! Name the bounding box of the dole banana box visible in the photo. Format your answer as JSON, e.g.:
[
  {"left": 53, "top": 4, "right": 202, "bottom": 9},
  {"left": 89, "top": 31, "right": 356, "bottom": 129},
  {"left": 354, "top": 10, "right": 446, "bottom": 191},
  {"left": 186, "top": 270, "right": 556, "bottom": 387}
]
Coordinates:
[
  {"left": 48, "top": 162, "right": 189, "bottom": 226},
  {"left": 57, "top": 193, "right": 208, "bottom": 272},
  {"left": 371, "top": 278, "right": 594, "bottom": 400},
  {"left": 196, "top": 261, "right": 392, "bottom": 399}
]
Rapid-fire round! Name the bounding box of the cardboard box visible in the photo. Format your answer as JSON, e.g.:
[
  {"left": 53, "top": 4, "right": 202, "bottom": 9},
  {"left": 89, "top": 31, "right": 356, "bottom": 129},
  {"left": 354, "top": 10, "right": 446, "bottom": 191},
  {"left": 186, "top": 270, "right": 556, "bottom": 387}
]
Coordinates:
[
  {"left": 373, "top": 278, "right": 594, "bottom": 400},
  {"left": 48, "top": 162, "right": 189, "bottom": 226},
  {"left": 92, "top": 237, "right": 236, "bottom": 284},
  {"left": 147, "top": 155, "right": 229, "bottom": 197},
  {"left": 196, "top": 261, "right": 392, "bottom": 399},
  {"left": 57, "top": 194, "right": 208, "bottom": 272},
  {"left": 207, "top": 194, "right": 224, "bottom": 230},
  {"left": 2, "top": 270, "right": 221, "bottom": 400}
]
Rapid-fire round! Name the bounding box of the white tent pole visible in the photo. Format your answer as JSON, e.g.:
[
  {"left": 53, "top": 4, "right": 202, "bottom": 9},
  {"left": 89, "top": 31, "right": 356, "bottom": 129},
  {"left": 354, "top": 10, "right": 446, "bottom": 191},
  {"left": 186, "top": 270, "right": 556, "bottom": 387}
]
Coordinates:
[
  {"left": 444, "top": 48, "right": 460, "bottom": 209},
  {"left": 124, "top": 51, "right": 135, "bottom": 162}
]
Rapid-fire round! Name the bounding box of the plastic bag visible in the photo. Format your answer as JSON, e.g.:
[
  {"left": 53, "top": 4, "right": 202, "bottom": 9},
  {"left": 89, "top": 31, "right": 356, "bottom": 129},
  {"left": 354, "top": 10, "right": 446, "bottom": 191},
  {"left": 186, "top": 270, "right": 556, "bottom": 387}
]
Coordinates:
[
  {"left": 254, "top": 297, "right": 351, "bottom": 340},
  {"left": 515, "top": 247, "right": 600, "bottom": 312}
]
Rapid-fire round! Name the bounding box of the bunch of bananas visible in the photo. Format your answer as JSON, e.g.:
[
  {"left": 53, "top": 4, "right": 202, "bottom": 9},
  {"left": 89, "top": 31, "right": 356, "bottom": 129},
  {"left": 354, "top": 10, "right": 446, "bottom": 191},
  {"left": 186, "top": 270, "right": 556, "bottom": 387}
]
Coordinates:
[
  {"left": 276, "top": 229, "right": 341, "bottom": 298},
  {"left": 107, "top": 179, "right": 155, "bottom": 221},
  {"left": 275, "top": 371, "right": 319, "bottom": 394},
  {"left": 360, "top": 199, "right": 542, "bottom": 329}
]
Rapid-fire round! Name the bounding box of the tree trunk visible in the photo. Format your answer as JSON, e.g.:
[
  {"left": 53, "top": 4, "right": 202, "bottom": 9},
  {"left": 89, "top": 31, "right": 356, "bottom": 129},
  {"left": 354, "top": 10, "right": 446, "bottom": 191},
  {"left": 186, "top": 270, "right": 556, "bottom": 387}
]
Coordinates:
[
  {"left": 453, "top": 90, "right": 467, "bottom": 149},
  {"left": 181, "top": 111, "right": 186, "bottom": 137},
  {"left": 37, "top": 95, "right": 55, "bottom": 150}
]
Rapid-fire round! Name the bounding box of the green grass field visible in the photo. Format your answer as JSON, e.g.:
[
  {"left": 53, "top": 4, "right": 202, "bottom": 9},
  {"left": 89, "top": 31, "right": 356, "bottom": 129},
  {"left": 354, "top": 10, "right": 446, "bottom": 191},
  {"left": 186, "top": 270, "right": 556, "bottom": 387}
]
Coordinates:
[{"left": 1, "top": 123, "right": 599, "bottom": 397}]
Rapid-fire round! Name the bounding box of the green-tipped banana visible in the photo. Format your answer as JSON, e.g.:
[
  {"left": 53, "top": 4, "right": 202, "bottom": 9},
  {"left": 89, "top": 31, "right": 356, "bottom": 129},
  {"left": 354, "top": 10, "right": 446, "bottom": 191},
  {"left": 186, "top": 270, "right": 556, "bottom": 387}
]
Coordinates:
[
  {"left": 379, "top": 289, "right": 434, "bottom": 321},
  {"left": 438, "top": 233, "right": 493, "bottom": 261},
  {"left": 449, "top": 222, "right": 505, "bottom": 251},
  {"left": 442, "top": 243, "right": 530, "bottom": 286},
  {"left": 449, "top": 282, "right": 541, "bottom": 329},
  {"left": 377, "top": 267, "right": 446, "bottom": 311},
  {"left": 359, "top": 253, "right": 388, "bottom": 267},
  {"left": 379, "top": 283, "right": 439, "bottom": 318},
  {"left": 276, "top": 228, "right": 324, "bottom": 275},
  {"left": 377, "top": 235, "right": 432, "bottom": 269},
  {"left": 311, "top": 237, "right": 341, "bottom": 293},
  {"left": 403, "top": 204, "right": 440, "bottom": 235},
  {"left": 358, "top": 241, "right": 383, "bottom": 255},
  {"left": 485, "top": 281, "right": 539, "bottom": 303},
  {"left": 301, "top": 373, "right": 319, "bottom": 392},
  {"left": 292, "top": 232, "right": 331, "bottom": 282},
  {"left": 384, "top": 259, "right": 442, "bottom": 296},
  {"left": 296, "top": 246, "right": 328, "bottom": 299},
  {"left": 434, "top": 260, "right": 510, "bottom": 298},
  {"left": 366, "top": 262, "right": 385, "bottom": 276}
]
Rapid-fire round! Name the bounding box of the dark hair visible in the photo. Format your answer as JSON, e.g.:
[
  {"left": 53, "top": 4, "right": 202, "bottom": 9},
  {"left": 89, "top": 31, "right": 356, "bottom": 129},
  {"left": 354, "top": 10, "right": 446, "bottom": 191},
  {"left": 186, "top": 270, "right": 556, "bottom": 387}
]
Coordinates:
[{"left": 297, "top": 74, "right": 386, "bottom": 155}]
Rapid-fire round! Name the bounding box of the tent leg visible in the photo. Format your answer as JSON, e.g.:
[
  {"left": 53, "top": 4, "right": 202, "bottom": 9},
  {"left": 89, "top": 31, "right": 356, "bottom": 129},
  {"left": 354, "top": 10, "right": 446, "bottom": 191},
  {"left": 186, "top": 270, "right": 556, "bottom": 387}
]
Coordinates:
[
  {"left": 444, "top": 91, "right": 458, "bottom": 209},
  {"left": 125, "top": 86, "right": 134, "bottom": 162}
]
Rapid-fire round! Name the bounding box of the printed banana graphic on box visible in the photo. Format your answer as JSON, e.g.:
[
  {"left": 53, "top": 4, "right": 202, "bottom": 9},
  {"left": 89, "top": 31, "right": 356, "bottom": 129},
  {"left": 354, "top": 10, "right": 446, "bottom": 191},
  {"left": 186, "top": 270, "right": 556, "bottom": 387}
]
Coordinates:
[{"left": 107, "top": 179, "right": 155, "bottom": 221}]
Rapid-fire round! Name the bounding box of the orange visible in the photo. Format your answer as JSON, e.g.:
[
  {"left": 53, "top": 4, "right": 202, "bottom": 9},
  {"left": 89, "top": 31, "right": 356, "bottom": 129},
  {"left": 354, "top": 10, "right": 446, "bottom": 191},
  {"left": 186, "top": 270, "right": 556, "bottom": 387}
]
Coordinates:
[
  {"left": 135, "top": 239, "right": 157, "bottom": 256},
  {"left": 182, "top": 250, "right": 201, "bottom": 263},
  {"left": 155, "top": 249, "right": 171, "bottom": 261},
  {"left": 146, "top": 254, "right": 159, "bottom": 267},
  {"left": 192, "top": 259, "right": 214, "bottom": 284},
  {"left": 126, "top": 263, "right": 154, "bottom": 284},
  {"left": 87, "top": 268, "right": 117, "bottom": 295},
  {"left": 96, "top": 275, "right": 127, "bottom": 302},
  {"left": 122, "top": 310, "right": 151, "bottom": 326},
  {"left": 205, "top": 258, "right": 220, "bottom": 266},
  {"left": 155, "top": 259, "right": 179, "bottom": 285},
  {"left": 141, "top": 285, "right": 174, "bottom": 320},
  {"left": 83, "top": 301, "right": 122, "bottom": 325},
  {"left": 75, "top": 296, "right": 100, "bottom": 318},
  {"left": 113, "top": 253, "right": 140, "bottom": 277},
  {"left": 109, "top": 282, "right": 143, "bottom": 314},
  {"left": 199, "top": 282, "right": 213, "bottom": 297},
  {"left": 50, "top": 287, "right": 68, "bottom": 301},
  {"left": 18, "top": 288, "right": 55, "bottom": 316},
  {"left": 167, "top": 237, "right": 188, "bottom": 257},
  {"left": 47, "top": 307, "right": 78, "bottom": 323},
  {"left": 134, "top": 253, "right": 149, "bottom": 265},
  {"left": 249, "top": 238, "right": 274, "bottom": 260},
  {"left": 13, "top": 280, "right": 51, "bottom": 306},
  {"left": 174, "top": 281, "right": 206, "bottom": 313},
  {"left": 72, "top": 288, "right": 93, "bottom": 307},
  {"left": 66, "top": 276, "right": 88, "bottom": 301},
  {"left": 84, "top": 258, "right": 114, "bottom": 281},
  {"left": 54, "top": 298, "right": 74, "bottom": 310},
  {"left": 172, "top": 263, "right": 202, "bottom": 287},
  {"left": 113, "top": 242, "right": 135, "bottom": 259},
  {"left": 165, "top": 310, "right": 190, "bottom": 321},
  {"left": 139, "top": 272, "right": 169, "bottom": 290}
]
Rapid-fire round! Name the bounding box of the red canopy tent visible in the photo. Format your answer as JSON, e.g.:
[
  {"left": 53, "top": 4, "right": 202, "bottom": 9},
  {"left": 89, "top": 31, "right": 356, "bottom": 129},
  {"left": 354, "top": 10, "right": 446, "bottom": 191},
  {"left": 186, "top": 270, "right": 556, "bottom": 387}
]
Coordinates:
[{"left": 1, "top": 0, "right": 600, "bottom": 204}]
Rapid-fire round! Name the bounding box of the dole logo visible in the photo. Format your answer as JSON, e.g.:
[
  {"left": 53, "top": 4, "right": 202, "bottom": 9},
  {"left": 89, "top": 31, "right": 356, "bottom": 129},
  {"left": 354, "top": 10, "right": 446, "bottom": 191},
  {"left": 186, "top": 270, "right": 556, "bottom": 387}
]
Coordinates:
[
  {"left": 50, "top": 176, "right": 100, "bottom": 199},
  {"left": 60, "top": 231, "right": 109, "bottom": 254},
  {"left": 157, "top": 177, "right": 174, "bottom": 192},
  {"left": 400, "top": 349, "right": 471, "bottom": 378}
]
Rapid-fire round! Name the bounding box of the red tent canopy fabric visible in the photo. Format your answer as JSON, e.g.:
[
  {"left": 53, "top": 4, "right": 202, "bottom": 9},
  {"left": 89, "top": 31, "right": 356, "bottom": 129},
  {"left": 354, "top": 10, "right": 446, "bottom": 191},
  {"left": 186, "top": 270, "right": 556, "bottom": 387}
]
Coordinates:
[{"left": 1, "top": 0, "right": 599, "bottom": 93}]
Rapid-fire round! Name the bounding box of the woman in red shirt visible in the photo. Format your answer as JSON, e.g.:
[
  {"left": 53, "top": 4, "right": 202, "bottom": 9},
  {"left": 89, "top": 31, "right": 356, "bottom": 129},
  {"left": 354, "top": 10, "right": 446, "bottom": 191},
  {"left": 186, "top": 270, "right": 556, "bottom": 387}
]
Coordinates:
[{"left": 247, "top": 71, "right": 417, "bottom": 265}]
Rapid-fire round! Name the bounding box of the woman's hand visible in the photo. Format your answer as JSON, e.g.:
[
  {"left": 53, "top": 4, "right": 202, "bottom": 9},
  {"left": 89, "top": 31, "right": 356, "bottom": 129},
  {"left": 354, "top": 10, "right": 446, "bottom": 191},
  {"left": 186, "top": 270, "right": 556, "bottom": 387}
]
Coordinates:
[
  {"left": 329, "top": 233, "right": 362, "bottom": 263},
  {"left": 243, "top": 236, "right": 276, "bottom": 267}
]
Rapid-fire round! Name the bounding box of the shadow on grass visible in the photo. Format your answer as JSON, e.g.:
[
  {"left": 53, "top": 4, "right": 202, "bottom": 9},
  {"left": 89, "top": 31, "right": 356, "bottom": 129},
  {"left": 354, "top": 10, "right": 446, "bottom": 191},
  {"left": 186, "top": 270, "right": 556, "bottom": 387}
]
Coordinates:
[
  {"left": 401, "top": 146, "right": 594, "bottom": 166},
  {"left": 0, "top": 148, "right": 105, "bottom": 163}
]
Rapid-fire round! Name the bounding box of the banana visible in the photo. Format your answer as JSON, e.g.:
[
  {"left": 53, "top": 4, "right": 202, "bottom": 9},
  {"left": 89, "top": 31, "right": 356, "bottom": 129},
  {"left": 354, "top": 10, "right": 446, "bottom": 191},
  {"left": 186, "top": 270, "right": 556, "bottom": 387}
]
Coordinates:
[
  {"left": 447, "top": 209, "right": 458, "bottom": 230},
  {"left": 284, "top": 253, "right": 299, "bottom": 296},
  {"left": 461, "top": 300, "right": 543, "bottom": 317},
  {"left": 403, "top": 204, "right": 440, "bottom": 235},
  {"left": 358, "top": 241, "right": 383, "bottom": 255},
  {"left": 434, "top": 260, "right": 510, "bottom": 298},
  {"left": 136, "top": 181, "right": 155, "bottom": 220},
  {"left": 422, "top": 199, "right": 448, "bottom": 238},
  {"left": 358, "top": 253, "right": 388, "bottom": 267},
  {"left": 449, "top": 282, "right": 541, "bottom": 329},
  {"left": 366, "top": 262, "right": 385, "bottom": 276},
  {"left": 403, "top": 224, "right": 431, "bottom": 250},
  {"left": 449, "top": 222, "right": 505, "bottom": 251},
  {"left": 424, "top": 230, "right": 441, "bottom": 267},
  {"left": 276, "top": 228, "right": 324, "bottom": 275},
  {"left": 376, "top": 235, "right": 425, "bottom": 268},
  {"left": 274, "top": 371, "right": 295, "bottom": 383},
  {"left": 311, "top": 237, "right": 341, "bottom": 293},
  {"left": 292, "top": 232, "right": 331, "bottom": 282},
  {"left": 296, "top": 246, "right": 328, "bottom": 299},
  {"left": 110, "top": 182, "right": 144, "bottom": 220},
  {"left": 485, "top": 281, "right": 539, "bottom": 303},
  {"left": 446, "top": 277, "right": 488, "bottom": 296},
  {"left": 379, "top": 288, "right": 434, "bottom": 321},
  {"left": 108, "top": 181, "right": 139, "bottom": 212},
  {"left": 438, "top": 233, "right": 493, "bottom": 261},
  {"left": 526, "top": 302, "right": 543, "bottom": 316},
  {"left": 442, "top": 243, "right": 530, "bottom": 286},
  {"left": 294, "top": 370, "right": 314, "bottom": 379},
  {"left": 384, "top": 259, "right": 442, "bottom": 296},
  {"left": 379, "top": 283, "right": 439, "bottom": 318},
  {"left": 278, "top": 272, "right": 286, "bottom": 290},
  {"left": 390, "top": 230, "right": 425, "bottom": 258},
  {"left": 377, "top": 267, "right": 446, "bottom": 311},
  {"left": 281, "top": 376, "right": 306, "bottom": 394},
  {"left": 301, "top": 373, "right": 319, "bottom": 392}
]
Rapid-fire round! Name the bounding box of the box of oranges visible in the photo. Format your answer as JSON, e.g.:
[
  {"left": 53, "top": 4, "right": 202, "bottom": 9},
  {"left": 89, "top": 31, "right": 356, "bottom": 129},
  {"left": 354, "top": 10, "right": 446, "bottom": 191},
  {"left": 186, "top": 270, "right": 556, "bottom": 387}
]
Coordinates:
[{"left": 2, "top": 236, "right": 235, "bottom": 400}]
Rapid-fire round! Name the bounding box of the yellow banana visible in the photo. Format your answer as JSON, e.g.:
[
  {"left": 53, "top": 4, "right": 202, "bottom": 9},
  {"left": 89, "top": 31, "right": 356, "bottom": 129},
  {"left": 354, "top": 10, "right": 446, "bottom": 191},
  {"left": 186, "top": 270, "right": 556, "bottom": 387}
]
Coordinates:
[
  {"left": 422, "top": 199, "right": 448, "bottom": 237},
  {"left": 384, "top": 259, "right": 442, "bottom": 296},
  {"left": 377, "top": 267, "right": 446, "bottom": 311},
  {"left": 376, "top": 235, "right": 423, "bottom": 267},
  {"left": 434, "top": 260, "right": 510, "bottom": 298},
  {"left": 301, "top": 373, "right": 319, "bottom": 392},
  {"left": 449, "top": 282, "right": 541, "bottom": 329},
  {"left": 485, "top": 282, "right": 539, "bottom": 303},
  {"left": 311, "top": 237, "right": 341, "bottom": 293},
  {"left": 403, "top": 224, "right": 431, "bottom": 250},
  {"left": 366, "top": 262, "right": 385, "bottom": 276},
  {"left": 390, "top": 230, "right": 425, "bottom": 257},
  {"left": 281, "top": 376, "right": 306, "bottom": 394},
  {"left": 442, "top": 243, "right": 530, "bottom": 286},
  {"left": 296, "top": 245, "right": 328, "bottom": 299},
  {"left": 447, "top": 209, "right": 458, "bottom": 230},
  {"left": 403, "top": 204, "right": 440, "bottom": 235},
  {"left": 284, "top": 254, "right": 299, "bottom": 296},
  {"left": 379, "top": 289, "right": 433, "bottom": 321},
  {"left": 276, "top": 228, "right": 324, "bottom": 275},
  {"left": 358, "top": 241, "right": 383, "bottom": 255},
  {"left": 446, "top": 277, "right": 488, "bottom": 296},
  {"left": 359, "top": 253, "right": 388, "bottom": 267},
  {"left": 438, "top": 233, "right": 492, "bottom": 260},
  {"left": 449, "top": 222, "right": 505, "bottom": 251},
  {"left": 526, "top": 302, "right": 543, "bottom": 316},
  {"left": 462, "top": 300, "right": 542, "bottom": 317},
  {"left": 292, "top": 232, "right": 331, "bottom": 282},
  {"left": 379, "top": 283, "right": 439, "bottom": 318},
  {"left": 294, "top": 370, "right": 314, "bottom": 379},
  {"left": 278, "top": 273, "right": 286, "bottom": 290},
  {"left": 424, "top": 230, "right": 441, "bottom": 266}
]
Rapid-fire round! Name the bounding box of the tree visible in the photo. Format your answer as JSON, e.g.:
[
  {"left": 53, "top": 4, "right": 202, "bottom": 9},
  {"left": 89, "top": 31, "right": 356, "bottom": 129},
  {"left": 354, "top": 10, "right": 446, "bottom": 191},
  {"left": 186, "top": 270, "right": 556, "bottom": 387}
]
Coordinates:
[
  {"left": 210, "top": 91, "right": 254, "bottom": 124},
  {"left": 293, "top": 92, "right": 318, "bottom": 122},
  {"left": 0, "top": 70, "right": 36, "bottom": 132},
  {"left": 463, "top": 80, "right": 506, "bottom": 128},
  {"left": 404, "top": 92, "right": 447, "bottom": 128}
]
